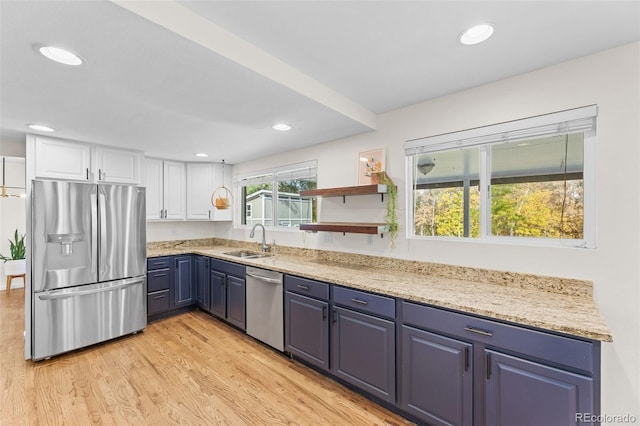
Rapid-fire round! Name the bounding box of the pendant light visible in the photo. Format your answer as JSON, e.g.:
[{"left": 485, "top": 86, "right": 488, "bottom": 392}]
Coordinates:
[
  {"left": 211, "top": 160, "right": 233, "bottom": 210},
  {"left": 1, "top": 157, "right": 26, "bottom": 199}
]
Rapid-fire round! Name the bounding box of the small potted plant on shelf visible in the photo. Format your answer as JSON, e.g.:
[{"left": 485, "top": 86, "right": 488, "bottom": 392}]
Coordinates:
[{"left": 1, "top": 229, "right": 26, "bottom": 276}]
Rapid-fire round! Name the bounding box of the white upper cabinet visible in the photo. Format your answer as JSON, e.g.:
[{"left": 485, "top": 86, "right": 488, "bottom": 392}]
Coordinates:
[
  {"left": 94, "top": 147, "right": 141, "bottom": 184},
  {"left": 163, "top": 161, "right": 186, "bottom": 220},
  {"left": 144, "top": 158, "right": 186, "bottom": 221},
  {"left": 186, "top": 162, "right": 233, "bottom": 221},
  {"left": 144, "top": 158, "right": 164, "bottom": 220},
  {"left": 32, "top": 135, "right": 142, "bottom": 184},
  {"left": 186, "top": 163, "right": 214, "bottom": 220},
  {"left": 34, "top": 136, "right": 92, "bottom": 181}
]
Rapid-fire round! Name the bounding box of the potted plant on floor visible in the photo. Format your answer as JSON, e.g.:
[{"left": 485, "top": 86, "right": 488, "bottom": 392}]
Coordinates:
[{"left": 1, "top": 229, "right": 26, "bottom": 276}]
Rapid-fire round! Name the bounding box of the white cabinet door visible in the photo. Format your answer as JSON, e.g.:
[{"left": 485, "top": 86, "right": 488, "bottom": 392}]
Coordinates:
[
  {"left": 95, "top": 147, "right": 141, "bottom": 184},
  {"left": 34, "top": 137, "right": 91, "bottom": 181},
  {"left": 144, "top": 158, "right": 164, "bottom": 220},
  {"left": 186, "top": 163, "right": 214, "bottom": 220},
  {"left": 163, "top": 161, "right": 186, "bottom": 220},
  {"left": 211, "top": 163, "right": 233, "bottom": 222}
]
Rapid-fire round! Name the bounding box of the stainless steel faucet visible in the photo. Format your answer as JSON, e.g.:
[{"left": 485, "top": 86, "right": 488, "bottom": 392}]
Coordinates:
[{"left": 250, "top": 223, "right": 270, "bottom": 252}]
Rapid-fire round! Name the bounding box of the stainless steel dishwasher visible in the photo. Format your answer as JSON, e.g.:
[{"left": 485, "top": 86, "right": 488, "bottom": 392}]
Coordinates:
[{"left": 245, "top": 266, "right": 284, "bottom": 352}]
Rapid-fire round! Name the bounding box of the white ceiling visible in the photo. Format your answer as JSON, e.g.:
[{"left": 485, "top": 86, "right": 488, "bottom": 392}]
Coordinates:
[{"left": 1, "top": 1, "right": 638, "bottom": 164}]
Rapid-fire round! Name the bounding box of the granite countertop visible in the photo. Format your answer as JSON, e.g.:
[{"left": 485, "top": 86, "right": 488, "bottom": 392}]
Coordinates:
[{"left": 147, "top": 241, "right": 612, "bottom": 342}]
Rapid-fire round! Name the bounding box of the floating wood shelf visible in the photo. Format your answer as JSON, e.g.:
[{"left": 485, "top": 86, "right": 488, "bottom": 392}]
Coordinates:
[
  {"left": 299, "top": 182, "right": 396, "bottom": 237},
  {"left": 300, "top": 184, "right": 393, "bottom": 203},
  {"left": 300, "top": 222, "right": 389, "bottom": 236}
]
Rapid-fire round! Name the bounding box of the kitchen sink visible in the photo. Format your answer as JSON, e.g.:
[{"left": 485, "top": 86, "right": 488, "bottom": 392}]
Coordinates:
[{"left": 223, "top": 250, "right": 273, "bottom": 259}]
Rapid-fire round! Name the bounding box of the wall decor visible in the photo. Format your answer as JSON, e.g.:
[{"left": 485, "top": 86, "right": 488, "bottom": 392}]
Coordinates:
[{"left": 358, "top": 148, "right": 386, "bottom": 185}]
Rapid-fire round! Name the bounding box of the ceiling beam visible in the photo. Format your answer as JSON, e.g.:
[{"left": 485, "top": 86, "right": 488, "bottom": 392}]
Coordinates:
[{"left": 111, "top": 0, "right": 377, "bottom": 130}]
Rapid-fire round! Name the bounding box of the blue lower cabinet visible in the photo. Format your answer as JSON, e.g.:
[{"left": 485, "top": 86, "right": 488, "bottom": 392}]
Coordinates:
[
  {"left": 400, "top": 325, "right": 473, "bottom": 426},
  {"left": 147, "top": 256, "right": 174, "bottom": 318},
  {"left": 226, "top": 275, "right": 246, "bottom": 330},
  {"left": 194, "top": 256, "right": 210, "bottom": 311},
  {"left": 173, "top": 256, "right": 194, "bottom": 308},
  {"left": 285, "top": 291, "right": 330, "bottom": 371},
  {"left": 210, "top": 270, "right": 226, "bottom": 319},
  {"left": 209, "top": 262, "right": 246, "bottom": 330},
  {"left": 485, "top": 350, "right": 594, "bottom": 426},
  {"left": 331, "top": 305, "right": 396, "bottom": 403}
]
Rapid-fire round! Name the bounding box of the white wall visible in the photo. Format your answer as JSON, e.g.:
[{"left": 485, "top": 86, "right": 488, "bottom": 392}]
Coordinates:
[
  {"left": 0, "top": 157, "right": 26, "bottom": 290},
  {"left": 225, "top": 42, "right": 640, "bottom": 416},
  {"left": 146, "top": 221, "right": 217, "bottom": 242}
]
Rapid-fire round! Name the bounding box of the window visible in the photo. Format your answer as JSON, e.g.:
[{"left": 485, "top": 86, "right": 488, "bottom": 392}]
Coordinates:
[
  {"left": 236, "top": 161, "right": 317, "bottom": 229},
  {"left": 405, "top": 106, "right": 596, "bottom": 246}
]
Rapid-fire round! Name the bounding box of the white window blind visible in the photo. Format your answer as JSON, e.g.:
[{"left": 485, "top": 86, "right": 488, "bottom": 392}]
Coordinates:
[
  {"left": 234, "top": 160, "right": 317, "bottom": 186},
  {"left": 405, "top": 105, "right": 597, "bottom": 155}
]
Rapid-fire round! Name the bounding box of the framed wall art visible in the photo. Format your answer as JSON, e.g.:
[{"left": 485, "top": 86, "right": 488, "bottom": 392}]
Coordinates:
[{"left": 358, "top": 148, "right": 386, "bottom": 185}]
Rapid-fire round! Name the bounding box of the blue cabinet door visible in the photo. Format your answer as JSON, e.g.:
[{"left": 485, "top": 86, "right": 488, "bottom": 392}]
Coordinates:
[
  {"left": 485, "top": 350, "right": 593, "bottom": 426},
  {"left": 173, "top": 256, "right": 194, "bottom": 308},
  {"left": 400, "top": 325, "right": 473, "bottom": 426},
  {"left": 226, "top": 275, "right": 246, "bottom": 330},
  {"left": 285, "top": 292, "right": 329, "bottom": 371},
  {"left": 331, "top": 306, "right": 395, "bottom": 403},
  {"left": 194, "top": 256, "right": 210, "bottom": 311},
  {"left": 210, "top": 269, "right": 226, "bottom": 319}
]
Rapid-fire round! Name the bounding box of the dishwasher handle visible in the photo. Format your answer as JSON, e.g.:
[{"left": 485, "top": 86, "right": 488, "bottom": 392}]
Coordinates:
[{"left": 246, "top": 271, "right": 282, "bottom": 284}]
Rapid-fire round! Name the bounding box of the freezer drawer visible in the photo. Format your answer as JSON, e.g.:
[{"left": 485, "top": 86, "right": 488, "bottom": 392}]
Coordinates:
[{"left": 32, "top": 277, "right": 147, "bottom": 360}]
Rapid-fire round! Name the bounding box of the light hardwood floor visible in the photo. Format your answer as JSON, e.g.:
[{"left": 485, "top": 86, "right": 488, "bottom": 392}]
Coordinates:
[{"left": 1, "top": 289, "right": 413, "bottom": 425}]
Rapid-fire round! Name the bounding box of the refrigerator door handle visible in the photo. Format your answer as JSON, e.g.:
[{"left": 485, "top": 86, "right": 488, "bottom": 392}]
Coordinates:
[
  {"left": 90, "top": 189, "right": 98, "bottom": 274},
  {"left": 98, "top": 190, "right": 107, "bottom": 273},
  {"left": 37, "top": 277, "right": 144, "bottom": 300}
]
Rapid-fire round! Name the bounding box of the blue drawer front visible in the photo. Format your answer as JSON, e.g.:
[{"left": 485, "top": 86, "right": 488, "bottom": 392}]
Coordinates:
[
  {"left": 147, "top": 290, "right": 170, "bottom": 315},
  {"left": 147, "top": 257, "right": 172, "bottom": 270},
  {"left": 285, "top": 275, "right": 330, "bottom": 301},
  {"left": 333, "top": 286, "right": 395, "bottom": 319},
  {"left": 147, "top": 269, "right": 170, "bottom": 292},
  {"left": 210, "top": 258, "right": 245, "bottom": 277}
]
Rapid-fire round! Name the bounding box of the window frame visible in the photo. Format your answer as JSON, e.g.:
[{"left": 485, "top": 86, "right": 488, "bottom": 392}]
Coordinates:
[
  {"left": 405, "top": 106, "right": 596, "bottom": 248},
  {"left": 234, "top": 160, "right": 317, "bottom": 231}
]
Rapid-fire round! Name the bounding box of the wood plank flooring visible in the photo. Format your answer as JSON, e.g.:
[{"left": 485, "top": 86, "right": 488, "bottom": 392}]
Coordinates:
[{"left": 0, "top": 289, "right": 413, "bottom": 425}]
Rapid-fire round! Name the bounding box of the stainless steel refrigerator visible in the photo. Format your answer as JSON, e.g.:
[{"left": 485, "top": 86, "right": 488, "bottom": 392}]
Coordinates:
[{"left": 31, "top": 180, "right": 146, "bottom": 360}]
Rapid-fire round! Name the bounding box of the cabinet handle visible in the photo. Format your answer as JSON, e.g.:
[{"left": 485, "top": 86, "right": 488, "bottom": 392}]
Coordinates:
[
  {"left": 164, "top": 209, "right": 168, "bottom": 219},
  {"left": 153, "top": 295, "right": 166, "bottom": 300},
  {"left": 486, "top": 353, "right": 492, "bottom": 380},
  {"left": 86, "top": 168, "right": 89, "bottom": 180},
  {"left": 332, "top": 310, "right": 337, "bottom": 324},
  {"left": 209, "top": 210, "right": 211, "bottom": 219},
  {"left": 322, "top": 305, "right": 327, "bottom": 320},
  {"left": 153, "top": 262, "right": 165, "bottom": 266},
  {"left": 296, "top": 285, "right": 310, "bottom": 291},
  {"left": 351, "top": 298, "right": 368, "bottom": 306},
  {"left": 153, "top": 273, "right": 166, "bottom": 278},
  {"left": 464, "top": 326, "right": 493, "bottom": 337},
  {"left": 98, "top": 169, "right": 102, "bottom": 180},
  {"left": 464, "top": 347, "right": 470, "bottom": 371}
]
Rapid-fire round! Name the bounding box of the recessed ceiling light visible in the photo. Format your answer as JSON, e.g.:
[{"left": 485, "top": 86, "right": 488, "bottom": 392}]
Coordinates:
[
  {"left": 459, "top": 24, "right": 494, "bottom": 45},
  {"left": 195, "top": 153, "right": 209, "bottom": 158},
  {"left": 39, "top": 46, "right": 83, "bottom": 66},
  {"left": 272, "top": 123, "right": 292, "bottom": 131},
  {"left": 27, "top": 124, "right": 55, "bottom": 132}
]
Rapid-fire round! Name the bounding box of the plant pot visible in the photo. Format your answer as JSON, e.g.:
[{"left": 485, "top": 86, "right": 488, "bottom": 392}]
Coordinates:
[
  {"left": 211, "top": 186, "right": 233, "bottom": 210},
  {"left": 215, "top": 197, "right": 230, "bottom": 210},
  {"left": 4, "top": 259, "right": 25, "bottom": 276},
  {"left": 371, "top": 171, "right": 390, "bottom": 185}
]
